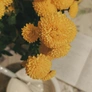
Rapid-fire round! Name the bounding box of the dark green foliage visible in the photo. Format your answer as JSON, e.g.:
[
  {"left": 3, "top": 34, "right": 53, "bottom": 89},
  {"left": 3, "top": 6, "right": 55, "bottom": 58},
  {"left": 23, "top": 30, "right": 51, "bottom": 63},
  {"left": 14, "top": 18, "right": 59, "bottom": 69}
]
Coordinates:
[
  {"left": 0, "top": 0, "right": 40, "bottom": 60},
  {"left": 0, "top": 50, "right": 13, "bottom": 56}
]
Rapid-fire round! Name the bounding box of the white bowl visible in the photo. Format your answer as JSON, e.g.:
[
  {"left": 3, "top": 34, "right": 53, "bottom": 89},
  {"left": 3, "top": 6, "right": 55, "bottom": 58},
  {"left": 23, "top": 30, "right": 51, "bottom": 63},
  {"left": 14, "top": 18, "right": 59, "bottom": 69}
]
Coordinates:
[{"left": 6, "top": 68, "right": 61, "bottom": 92}]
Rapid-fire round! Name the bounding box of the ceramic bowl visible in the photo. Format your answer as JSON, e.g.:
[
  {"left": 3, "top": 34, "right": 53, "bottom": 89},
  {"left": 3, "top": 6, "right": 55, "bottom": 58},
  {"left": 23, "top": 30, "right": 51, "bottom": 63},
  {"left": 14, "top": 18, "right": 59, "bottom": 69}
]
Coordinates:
[{"left": 6, "top": 68, "right": 61, "bottom": 92}]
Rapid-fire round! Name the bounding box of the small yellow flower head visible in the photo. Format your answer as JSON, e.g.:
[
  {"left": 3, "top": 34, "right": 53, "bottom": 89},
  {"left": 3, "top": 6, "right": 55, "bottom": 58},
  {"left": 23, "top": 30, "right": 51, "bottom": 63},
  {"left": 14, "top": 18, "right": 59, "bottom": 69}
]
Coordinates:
[
  {"left": 38, "top": 12, "right": 77, "bottom": 48},
  {"left": 51, "top": 0, "right": 74, "bottom": 10},
  {"left": 25, "top": 54, "right": 55, "bottom": 80},
  {"left": 69, "top": 1, "right": 78, "bottom": 18},
  {"left": 22, "top": 23, "right": 39, "bottom": 43},
  {"left": 32, "top": 0, "right": 57, "bottom": 16},
  {"left": 0, "top": 2, "right": 5, "bottom": 19},
  {"left": 47, "top": 44, "right": 70, "bottom": 59},
  {"left": 2, "top": 0, "right": 13, "bottom": 7}
]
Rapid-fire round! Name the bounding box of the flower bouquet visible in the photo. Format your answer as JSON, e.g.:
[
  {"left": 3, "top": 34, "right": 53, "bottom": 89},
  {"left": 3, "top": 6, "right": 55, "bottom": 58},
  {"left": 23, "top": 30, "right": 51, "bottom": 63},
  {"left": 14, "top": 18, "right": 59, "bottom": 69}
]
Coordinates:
[{"left": 0, "top": 0, "right": 81, "bottom": 81}]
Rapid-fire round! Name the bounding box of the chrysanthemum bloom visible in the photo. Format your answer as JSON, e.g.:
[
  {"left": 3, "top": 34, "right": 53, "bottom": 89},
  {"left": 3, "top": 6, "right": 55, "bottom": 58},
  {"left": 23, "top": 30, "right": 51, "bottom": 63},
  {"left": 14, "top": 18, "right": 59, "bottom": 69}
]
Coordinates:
[
  {"left": 25, "top": 54, "right": 56, "bottom": 80},
  {"left": 47, "top": 44, "right": 70, "bottom": 59},
  {"left": 51, "top": 0, "right": 74, "bottom": 10},
  {"left": 69, "top": 1, "right": 78, "bottom": 18},
  {"left": 39, "top": 42, "right": 51, "bottom": 55},
  {"left": 32, "top": 0, "right": 57, "bottom": 16},
  {"left": 0, "top": 2, "right": 5, "bottom": 19},
  {"left": 38, "top": 12, "right": 77, "bottom": 48},
  {"left": 2, "top": 0, "right": 13, "bottom": 7},
  {"left": 22, "top": 23, "right": 39, "bottom": 43}
]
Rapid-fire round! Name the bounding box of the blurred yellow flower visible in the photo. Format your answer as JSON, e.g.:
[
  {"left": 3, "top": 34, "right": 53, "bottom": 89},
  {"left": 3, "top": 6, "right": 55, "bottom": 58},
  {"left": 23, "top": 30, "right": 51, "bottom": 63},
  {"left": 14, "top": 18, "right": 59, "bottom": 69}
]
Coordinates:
[
  {"left": 51, "top": 0, "right": 74, "bottom": 10},
  {"left": 47, "top": 44, "right": 71, "bottom": 59},
  {"left": 25, "top": 54, "right": 56, "bottom": 80},
  {"left": 0, "top": 2, "right": 5, "bottom": 19},
  {"left": 69, "top": 1, "right": 78, "bottom": 18},
  {"left": 32, "top": 0, "right": 57, "bottom": 16},
  {"left": 38, "top": 12, "right": 77, "bottom": 48},
  {"left": 22, "top": 23, "right": 39, "bottom": 43},
  {"left": 2, "top": 0, "right": 13, "bottom": 7}
]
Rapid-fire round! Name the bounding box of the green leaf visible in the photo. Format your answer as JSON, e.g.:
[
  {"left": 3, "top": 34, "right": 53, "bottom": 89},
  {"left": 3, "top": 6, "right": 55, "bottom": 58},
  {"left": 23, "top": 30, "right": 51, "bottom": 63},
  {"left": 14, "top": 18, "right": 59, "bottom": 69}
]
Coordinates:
[
  {"left": 21, "top": 54, "right": 28, "bottom": 60},
  {"left": 0, "top": 54, "right": 2, "bottom": 57},
  {"left": 7, "top": 14, "right": 16, "bottom": 25},
  {"left": 28, "top": 39, "right": 40, "bottom": 56},
  {"left": 0, "top": 22, "right": 4, "bottom": 30},
  {"left": 1, "top": 50, "right": 13, "bottom": 56}
]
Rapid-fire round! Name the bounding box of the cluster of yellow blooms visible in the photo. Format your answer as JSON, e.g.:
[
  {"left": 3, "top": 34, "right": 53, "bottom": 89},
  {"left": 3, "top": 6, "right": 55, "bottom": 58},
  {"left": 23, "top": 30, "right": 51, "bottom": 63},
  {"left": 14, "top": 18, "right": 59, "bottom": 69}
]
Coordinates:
[
  {"left": 33, "top": 0, "right": 82, "bottom": 18},
  {"left": 0, "top": 0, "right": 14, "bottom": 19},
  {"left": 26, "top": 54, "right": 56, "bottom": 81},
  {"left": 22, "top": 0, "right": 82, "bottom": 81}
]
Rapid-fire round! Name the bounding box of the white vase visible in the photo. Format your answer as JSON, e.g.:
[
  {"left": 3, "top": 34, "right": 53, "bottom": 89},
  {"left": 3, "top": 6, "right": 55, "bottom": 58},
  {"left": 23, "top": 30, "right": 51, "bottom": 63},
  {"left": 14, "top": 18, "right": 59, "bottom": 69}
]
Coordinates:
[{"left": 0, "top": 66, "right": 61, "bottom": 92}]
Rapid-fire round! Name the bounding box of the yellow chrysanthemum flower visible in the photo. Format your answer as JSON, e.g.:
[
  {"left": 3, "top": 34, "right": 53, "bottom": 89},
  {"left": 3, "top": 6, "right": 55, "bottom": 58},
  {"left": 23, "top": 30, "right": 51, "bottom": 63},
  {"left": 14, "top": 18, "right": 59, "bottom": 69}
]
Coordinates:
[
  {"left": 38, "top": 12, "right": 77, "bottom": 48},
  {"left": 51, "top": 0, "right": 74, "bottom": 10},
  {"left": 2, "top": 0, "right": 13, "bottom": 7},
  {"left": 25, "top": 54, "right": 55, "bottom": 80},
  {"left": 32, "top": 0, "right": 57, "bottom": 16},
  {"left": 69, "top": 1, "right": 78, "bottom": 18},
  {"left": 0, "top": 2, "right": 5, "bottom": 19},
  {"left": 22, "top": 23, "right": 39, "bottom": 43},
  {"left": 47, "top": 44, "right": 70, "bottom": 59}
]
